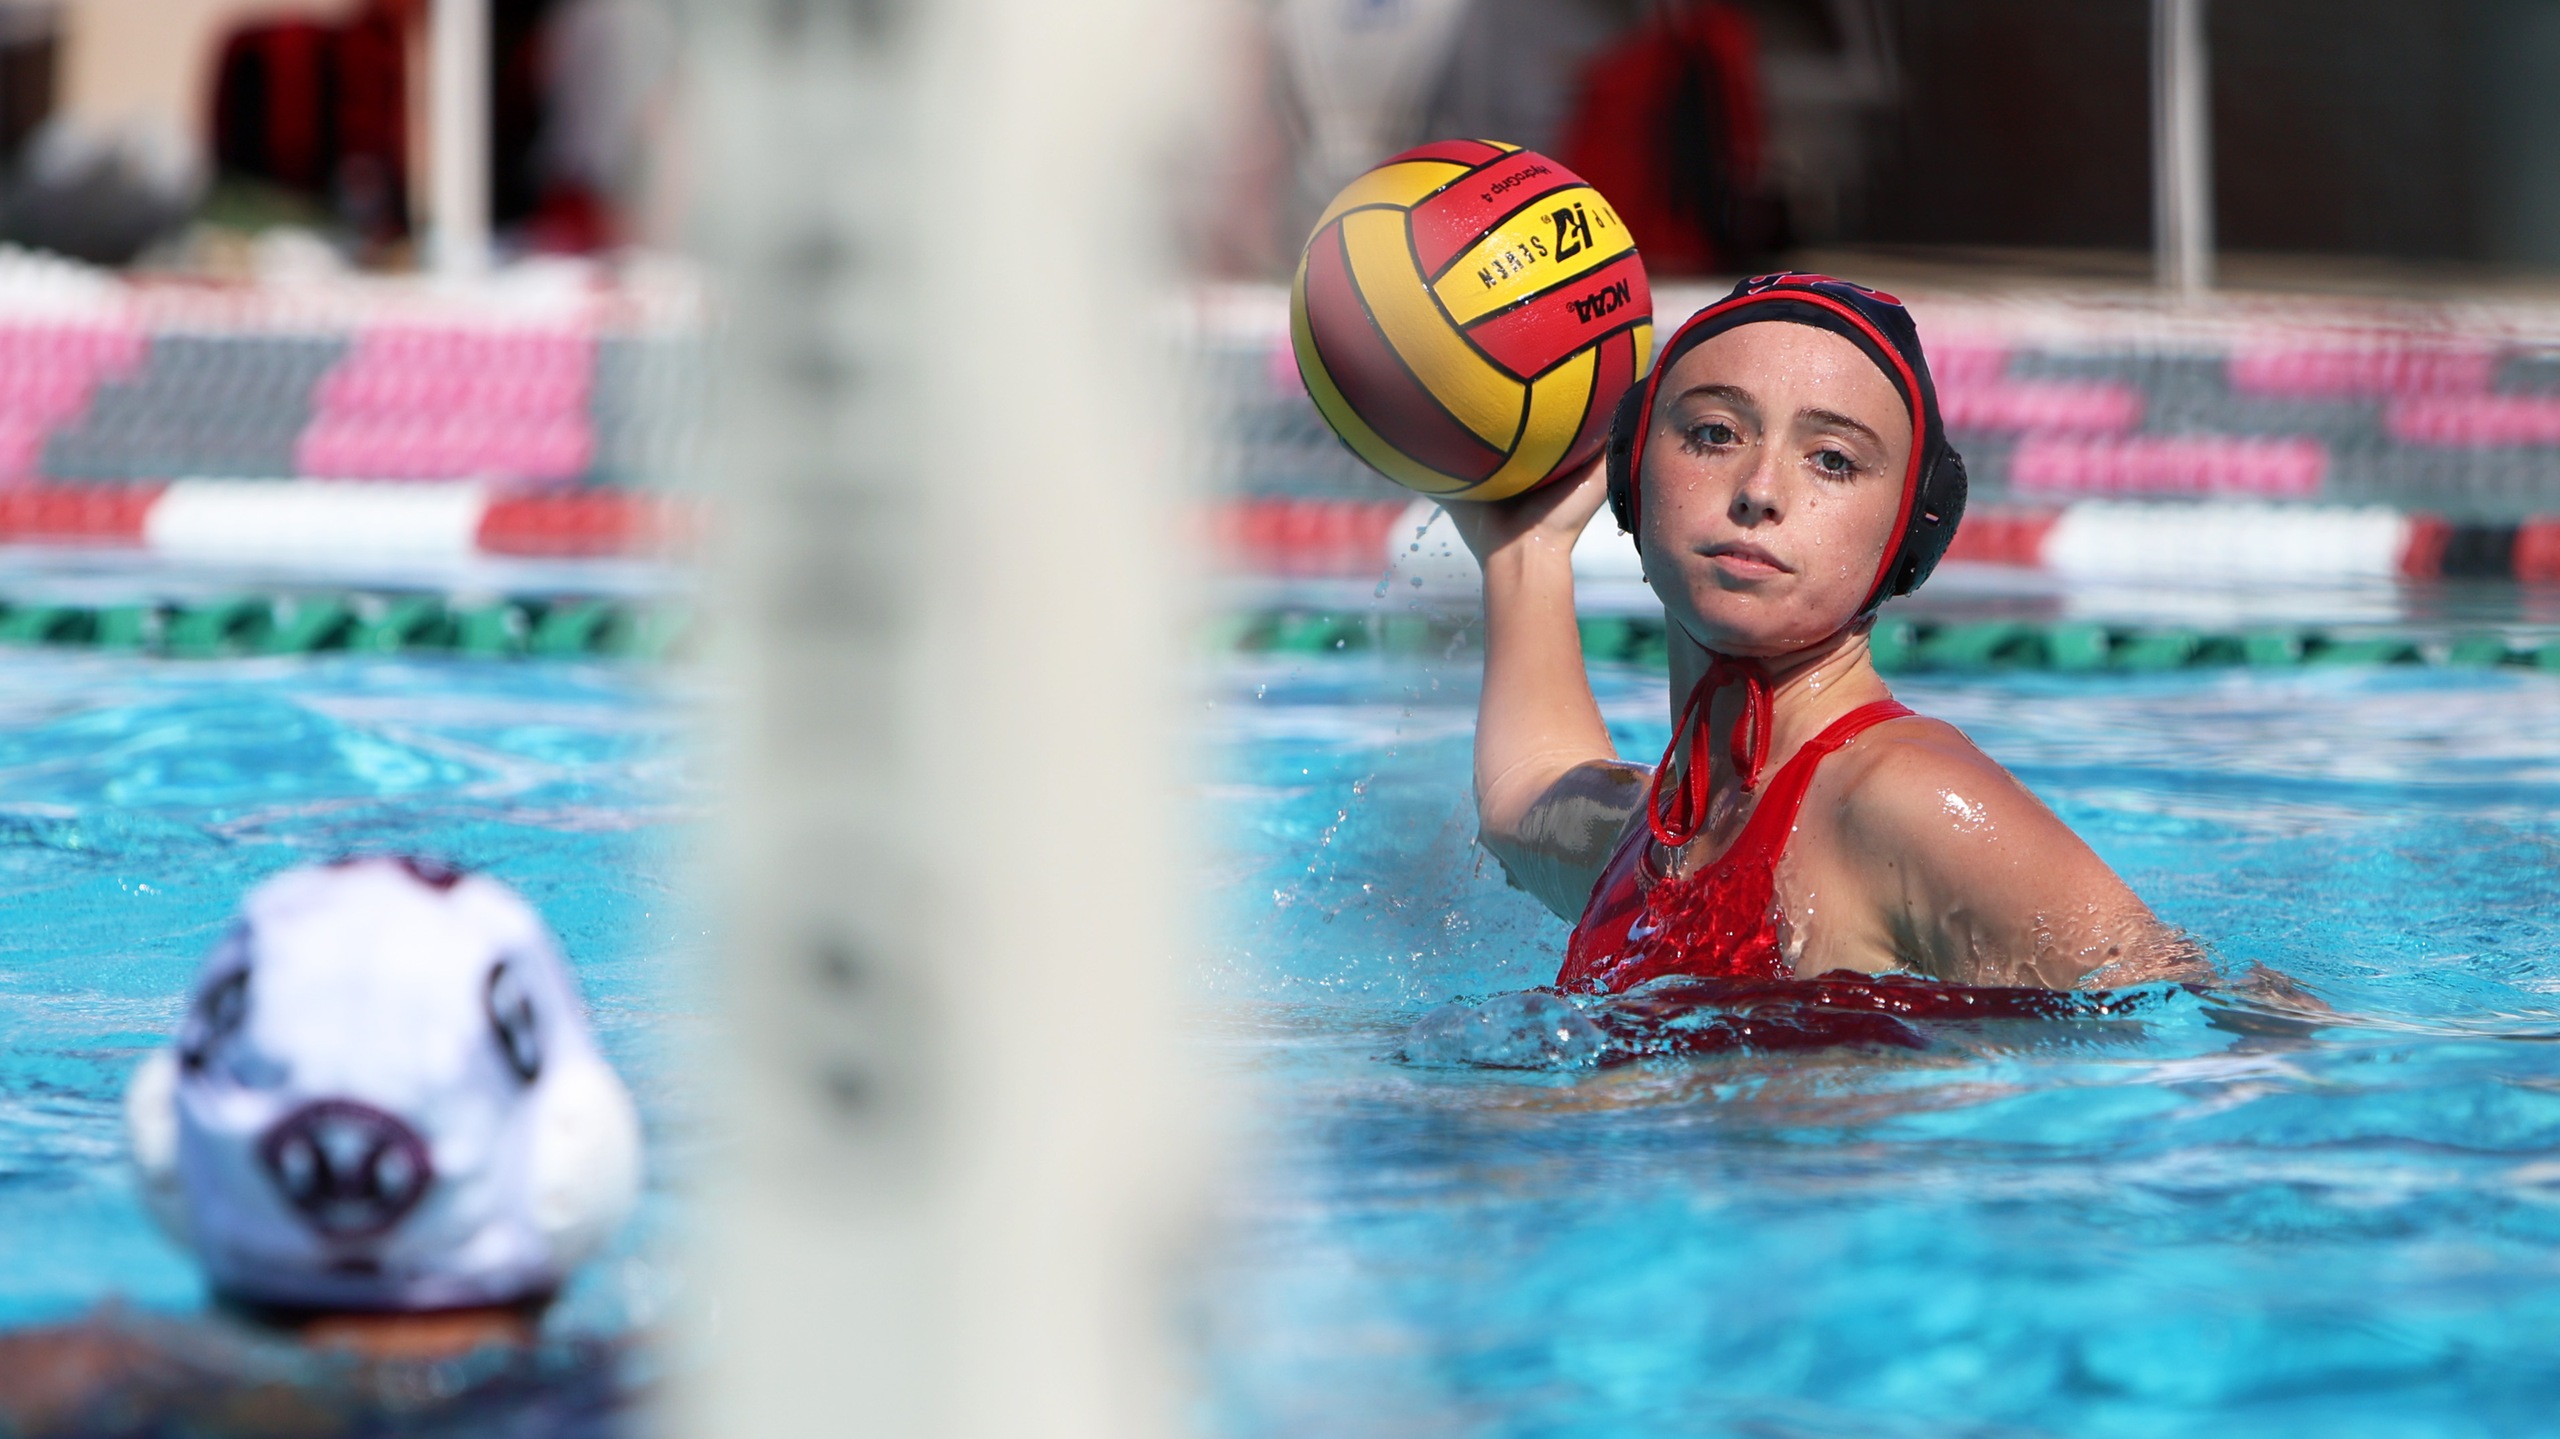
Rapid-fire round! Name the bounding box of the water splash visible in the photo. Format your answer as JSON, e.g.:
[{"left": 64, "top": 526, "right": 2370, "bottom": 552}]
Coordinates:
[{"left": 1399, "top": 971, "right": 2171, "bottom": 1070}]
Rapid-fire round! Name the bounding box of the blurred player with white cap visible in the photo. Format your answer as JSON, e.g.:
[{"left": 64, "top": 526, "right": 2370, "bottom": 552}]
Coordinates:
[
  {"left": 121, "top": 854, "right": 645, "bottom": 1352},
  {"left": 0, "top": 856, "right": 648, "bottom": 1433}
]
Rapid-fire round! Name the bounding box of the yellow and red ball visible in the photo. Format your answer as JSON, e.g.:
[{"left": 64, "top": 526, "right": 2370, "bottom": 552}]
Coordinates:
[{"left": 1292, "top": 140, "right": 1654, "bottom": 503}]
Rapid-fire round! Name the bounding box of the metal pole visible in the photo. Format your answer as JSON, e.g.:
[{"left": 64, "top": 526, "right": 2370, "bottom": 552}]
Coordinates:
[
  {"left": 429, "top": 0, "right": 490, "bottom": 278},
  {"left": 2152, "top": 0, "right": 2214, "bottom": 295},
  {"left": 681, "top": 0, "right": 1198, "bottom": 1435}
]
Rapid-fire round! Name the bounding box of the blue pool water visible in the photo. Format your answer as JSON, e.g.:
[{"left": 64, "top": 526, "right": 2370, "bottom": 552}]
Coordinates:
[
  {"left": 1199, "top": 656, "right": 2560, "bottom": 1438},
  {"left": 16, "top": 640, "right": 2560, "bottom": 1435},
  {"left": 0, "top": 652, "right": 692, "bottom": 1338}
]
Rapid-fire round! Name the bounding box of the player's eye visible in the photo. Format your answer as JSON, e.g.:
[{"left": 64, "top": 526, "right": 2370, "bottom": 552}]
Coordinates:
[
  {"left": 1682, "top": 420, "right": 1739, "bottom": 451},
  {"left": 1813, "top": 447, "right": 1859, "bottom": 476}
]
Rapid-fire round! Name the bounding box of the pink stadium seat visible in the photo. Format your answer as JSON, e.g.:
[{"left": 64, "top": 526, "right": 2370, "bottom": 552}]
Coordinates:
[
  {"left": 2385, "top": 395, "right": 2560, "bottom": 447},
  {"left": 2229, "top": 342, "right": 2494, "bottom": 398},
  {"left": 299, "top": 325, "right": 598, "bottom": 481},
  {"left": 2011, "top": 435, "right": 2327, "bottom": 499},
  {"left": 1924, "top": 342, "right": 2011, "bottom": 386},
  {"left": 0, "top": 323, "right": 144, "bottom": 472},
  {"left": 1940, "top": 379, "right": 2143, "bottom": 436}
]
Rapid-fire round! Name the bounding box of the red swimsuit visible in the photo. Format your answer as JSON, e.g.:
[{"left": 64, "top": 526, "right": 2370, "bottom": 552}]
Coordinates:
[{"left": 1557, "top": 698, "right": 1913, "bottom": 993}]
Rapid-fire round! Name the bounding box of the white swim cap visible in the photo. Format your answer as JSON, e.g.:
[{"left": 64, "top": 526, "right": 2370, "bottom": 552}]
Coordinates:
[{"left": 124, "top": 857, "right": 644, "bottom": 1313}]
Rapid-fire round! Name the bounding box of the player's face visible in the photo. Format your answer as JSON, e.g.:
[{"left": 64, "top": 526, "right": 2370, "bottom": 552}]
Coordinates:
[{"left": 1636, "top": 322, "right": 1912, "bottom": 658}]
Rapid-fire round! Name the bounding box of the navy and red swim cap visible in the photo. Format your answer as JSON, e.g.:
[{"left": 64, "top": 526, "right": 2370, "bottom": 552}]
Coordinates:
[{"left": 1604, "top": 272, "right": 1968, "bottom": 615}]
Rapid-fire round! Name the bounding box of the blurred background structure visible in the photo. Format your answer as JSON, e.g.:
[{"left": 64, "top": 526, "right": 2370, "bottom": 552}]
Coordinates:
[
  {"left": 0, "top": 0, "right": 2541, "bottom": 565},
  {"left": 0, "top": 0, "right": 698, "bottom": 588},
  {"left": 1194, "top": 0, "right": 2560, "bottom": 279},
  {"left": 0, "top": 0, "right": 676, "bottom": 268},
  {"left": 1187, "top": 0, "right": 2560, "bottom": 617},
  {"left": 684, "top": 0, "right": 1194, "bottom": 1434}
]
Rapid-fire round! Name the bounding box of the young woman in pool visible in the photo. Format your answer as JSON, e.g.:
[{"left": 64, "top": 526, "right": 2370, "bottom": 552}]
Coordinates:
[{"left": 1452, "top": 273, "right": 2204, "bottom": 992}]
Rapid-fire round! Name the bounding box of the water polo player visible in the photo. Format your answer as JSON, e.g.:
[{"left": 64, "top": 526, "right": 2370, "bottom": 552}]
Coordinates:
[
  {"left": 1450, "top": 272, "right": 2205, "bottom": 991},
  {"left": 124, "top": 855, "right": 644, "bottom": 1345},
  {"left": 0, "top": 859, "right": 647, "bottom": 1433}
]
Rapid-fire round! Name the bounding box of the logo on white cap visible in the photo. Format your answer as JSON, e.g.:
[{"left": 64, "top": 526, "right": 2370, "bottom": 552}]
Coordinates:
[{"left": 259, "top": 1100, "right": 436, "bottom": 1240}]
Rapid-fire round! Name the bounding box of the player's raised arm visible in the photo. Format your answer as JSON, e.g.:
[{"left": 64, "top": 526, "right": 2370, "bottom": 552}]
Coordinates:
[
  {"left": 1284, "top": 142, "right": 1660, "bottom": 923},
  {"left": 1445, "top": 462, "right": 1648, "bottom": 920}
]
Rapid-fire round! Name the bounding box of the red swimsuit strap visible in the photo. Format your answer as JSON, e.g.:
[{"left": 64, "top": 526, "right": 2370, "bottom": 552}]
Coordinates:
[
  {"left": 1644, "top": 696, "right": 1915, "bottom": 881},
  {"left": 1716, "top": 698, "right": 1915, "bottom": 860},
  {"left": 1643, "top": 654, "right": 1913, "bottom": 852},
  {"left": 1644, "top": 654, "right": 1774, "bottom": 849}
]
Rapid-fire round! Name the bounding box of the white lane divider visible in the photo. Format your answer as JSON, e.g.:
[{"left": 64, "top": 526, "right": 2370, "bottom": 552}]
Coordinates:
[
  {"left": 2042, "top": 502, "right": 2413, "bottom": 582},
  {"left": 1381, "top": 496, "right": 2424, "bottom": 596},
  {"left": 143, "top": 479, "right": 492, "bottom": 566}
]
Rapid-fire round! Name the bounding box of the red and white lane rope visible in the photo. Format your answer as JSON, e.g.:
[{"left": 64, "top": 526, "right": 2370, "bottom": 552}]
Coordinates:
[{"left": 0, "top": 481, "right": 688, "bottom": 563}]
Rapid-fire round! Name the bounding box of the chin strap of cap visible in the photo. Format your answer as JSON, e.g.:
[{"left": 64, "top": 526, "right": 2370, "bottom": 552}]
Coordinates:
[{"left": 1645, "top": 653, "right": 1772, "bottom": 849}]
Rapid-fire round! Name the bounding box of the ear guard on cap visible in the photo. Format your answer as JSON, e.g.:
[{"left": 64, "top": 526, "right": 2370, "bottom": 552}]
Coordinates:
[
  {"left": 1884, "top": 448, "right": 1969, "bottom": 604},
  {"left": 524, "top": 1056, "right": 644, "bottom": 1272},
  {"left": 125, "top": 1048, "right": 188, "bottom": 1246}
]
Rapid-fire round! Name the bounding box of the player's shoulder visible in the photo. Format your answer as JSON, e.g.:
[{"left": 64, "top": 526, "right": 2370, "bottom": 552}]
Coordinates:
[
  {"left": 1833, "top": 709, "right": 1999, "bottom": 782},
  {"left": 1818, "top": 710, "right": 2033, "bottom": 842}
]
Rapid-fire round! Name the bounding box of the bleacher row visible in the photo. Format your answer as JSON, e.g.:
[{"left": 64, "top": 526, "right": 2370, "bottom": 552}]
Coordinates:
[
  {"left": 0, "top": 251, "right": 704, "bottom": 490},
  {"left": 1191, "top": 283, "right": 2560, "bottom": 522},
  {"left": 1, "top": 267, "right": 2555, "bottom": 573},
  {"left": 3, "top": 326, "right": 702, "bottom": 487}
]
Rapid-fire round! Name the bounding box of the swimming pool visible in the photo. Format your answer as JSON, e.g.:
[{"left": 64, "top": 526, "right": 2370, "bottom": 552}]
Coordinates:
[
  {"left": 0, "top": 651, "right": 692, "bottom": 1338},
  {"left": 13, "top": 633, "right": 2560, "bottom": 1435},
  {"left": 1197, "top": 654, "right": 2560, "bottom": 1437}
]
